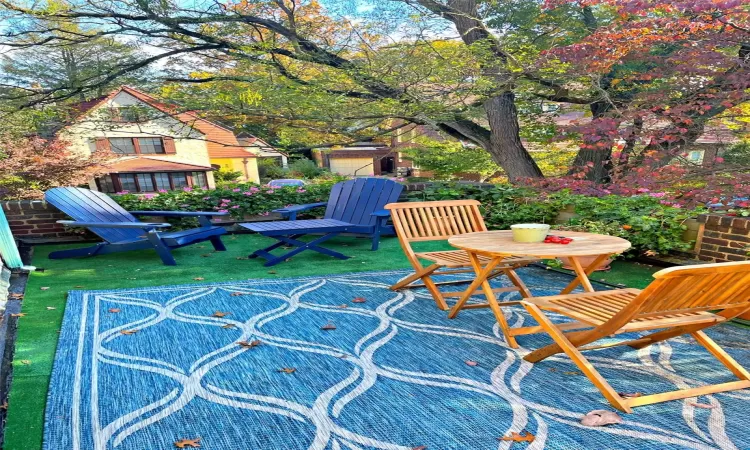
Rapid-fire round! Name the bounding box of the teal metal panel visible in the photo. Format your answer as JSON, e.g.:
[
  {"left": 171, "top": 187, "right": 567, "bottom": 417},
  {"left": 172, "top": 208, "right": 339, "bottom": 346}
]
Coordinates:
[{"left": 0, "top": 206, "right": 23, "bottom": 269}]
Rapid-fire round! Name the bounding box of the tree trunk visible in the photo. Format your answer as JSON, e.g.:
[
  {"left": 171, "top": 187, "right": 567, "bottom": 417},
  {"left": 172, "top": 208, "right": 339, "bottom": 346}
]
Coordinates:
[
  {"left": 485, "top": 92, "right": 543, "bottom": 180},
  {"left": 569, "top": 101, "right": 613, "bottom": 182}
]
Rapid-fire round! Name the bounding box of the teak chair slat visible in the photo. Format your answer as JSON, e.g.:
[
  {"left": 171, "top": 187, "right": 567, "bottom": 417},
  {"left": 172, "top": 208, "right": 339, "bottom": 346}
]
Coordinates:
[
  {"left": 386, "top": 200, "right": 538, "bottom": 312},
  {"left": 522, "top": 261, "right": 750, "bottom": 413}
]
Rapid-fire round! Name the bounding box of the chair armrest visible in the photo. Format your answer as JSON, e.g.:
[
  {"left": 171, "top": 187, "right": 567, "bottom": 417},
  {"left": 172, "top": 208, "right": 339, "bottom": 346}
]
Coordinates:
[
  {"left": 371, "top": 210, "right": 391, "bottom": 218},
  {"left": 129, "top": 211, "right": 228, "bottom": 217},
  {"left": 273, "top": 202, "right": 326, "bottom": 214},
  {"left": 57, "top": 220, "right": 171, "bottom": 229}
]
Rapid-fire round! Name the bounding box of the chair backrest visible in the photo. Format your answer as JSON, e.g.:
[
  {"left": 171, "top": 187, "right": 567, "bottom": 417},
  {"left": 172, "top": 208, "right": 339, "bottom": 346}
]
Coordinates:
[
  {"left": 268, "top": 179, "right": 305, "bottom": 188},
  {"left": 45, "top": 187, "right": 144, "bottom": 243},
  {"left": 633, "top": 261, "right": 750, "bottom": 318},
  {"left": 323, "top": 178, "right": 404, "bottom": 227},
  {"left": 385, "top": 200, "right": 487, "bottom": 242}
]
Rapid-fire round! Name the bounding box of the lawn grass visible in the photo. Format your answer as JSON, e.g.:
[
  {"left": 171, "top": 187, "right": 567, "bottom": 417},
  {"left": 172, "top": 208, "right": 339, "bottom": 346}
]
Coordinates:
[{"left": 3, "top": 234, "right": 661, "bottom": 450}]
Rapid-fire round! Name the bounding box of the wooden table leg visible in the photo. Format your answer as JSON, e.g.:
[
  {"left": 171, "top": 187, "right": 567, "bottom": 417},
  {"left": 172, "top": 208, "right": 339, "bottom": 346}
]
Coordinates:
[
  {"left": 447, "top": 254, "right": 503, "bottom": 319},
  {"left": 560, "top": 254, "right": 610, "bottom": 294}
]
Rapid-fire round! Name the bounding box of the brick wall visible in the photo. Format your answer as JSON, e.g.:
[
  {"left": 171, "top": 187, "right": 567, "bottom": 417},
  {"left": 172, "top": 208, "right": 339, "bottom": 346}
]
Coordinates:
[
  {"left": 696, "top": 214, "right": 750, "bottom": 262},
  {"left": 1, "top": 200, "right": 85, "bottom": 241}
]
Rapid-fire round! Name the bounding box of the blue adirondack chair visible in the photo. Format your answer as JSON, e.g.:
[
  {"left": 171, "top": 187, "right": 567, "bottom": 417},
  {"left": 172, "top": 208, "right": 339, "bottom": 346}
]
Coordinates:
[
  {"left": 45, "top": 187, "right": 228, "bottom": 266},
  {"left": 241, "top": 178, "right": 403, "bottom": 266}
]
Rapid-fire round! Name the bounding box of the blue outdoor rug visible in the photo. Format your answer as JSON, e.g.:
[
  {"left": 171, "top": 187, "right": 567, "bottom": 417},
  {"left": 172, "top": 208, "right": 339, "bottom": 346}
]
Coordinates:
[{"left": 44, "top": 267, "right": 750, "bottom": 450}]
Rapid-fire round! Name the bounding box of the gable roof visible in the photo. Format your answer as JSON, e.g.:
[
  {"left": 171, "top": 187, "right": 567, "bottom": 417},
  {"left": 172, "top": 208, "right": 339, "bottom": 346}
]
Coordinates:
[
  {"left": 107, "top": 156, "right": 213, "bottom": 173},
  {"left": 72, "top": 86, "right": 259, "bottom": 159}
]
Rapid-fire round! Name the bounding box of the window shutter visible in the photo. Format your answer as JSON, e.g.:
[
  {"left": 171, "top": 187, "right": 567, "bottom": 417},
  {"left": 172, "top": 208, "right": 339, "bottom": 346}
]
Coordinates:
[
  {"left": 163, "top": 137, "right": 176, "bottom": 154},
  {"left": 95, "top": 137, "right": 111, "bottom": 152}
]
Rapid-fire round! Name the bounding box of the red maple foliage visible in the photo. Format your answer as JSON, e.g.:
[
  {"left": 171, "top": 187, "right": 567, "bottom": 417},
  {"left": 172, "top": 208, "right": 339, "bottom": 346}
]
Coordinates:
[{"left": 0, "top": 136, "right": 113, "bottom": 199}]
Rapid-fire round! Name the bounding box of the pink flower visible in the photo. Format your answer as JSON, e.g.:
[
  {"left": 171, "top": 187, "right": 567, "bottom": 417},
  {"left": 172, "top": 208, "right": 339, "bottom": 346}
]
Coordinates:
[
  {"left": 115, "top": 190, "right": 129, "bottom": 195},
  {"left": 636, "top": 188, "right": 650, "bottom": 194},
  {"left": 221, "top": 199, "right": 231, "bottom": 203},
  {"left": 182, "top": 187, "right": 193, "bottom": 192},
  {"left": 143, "top": 194, "right": 155, "bottom": 199},
  {"left": 232, "top": 188, "right": 241, "bottom": 192},
  {"left": 243, "top": 191, "right": 254, "bottom": 196},
  {"left": 218, "top": 209, "right": 228, "bottom": 213},
  {"left": 231, "top": 205, "right": 240, "bottom": 209},
  {"left": 267, "top": 190, "right": 275, "bottom": 194},
  {"left": 261, "top": 211, "right": 270, "bottom": 216},
  {"left": 158, "top": 189, "right": 168, "bottom": 193},
  {"left": 649, "top": 192, "right": 667, "bottom": 198},
  {"left": 296, "top": 189, "right": 306, "bottom": 193},
  {"left": 203, "top": 196, "right": 211, "bottom": 200}
]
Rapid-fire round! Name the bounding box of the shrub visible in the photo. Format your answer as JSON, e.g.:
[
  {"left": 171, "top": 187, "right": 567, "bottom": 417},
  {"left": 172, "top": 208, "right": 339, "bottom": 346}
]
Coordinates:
[
  {"left": 287, "top": 158, "right": 325, "bottom": 178},
  {"left": 214, "top": 168, "right": 243, "bottom": 184},
  {"left": 257, "top": 158, "right": 286, "bottom": 179}
]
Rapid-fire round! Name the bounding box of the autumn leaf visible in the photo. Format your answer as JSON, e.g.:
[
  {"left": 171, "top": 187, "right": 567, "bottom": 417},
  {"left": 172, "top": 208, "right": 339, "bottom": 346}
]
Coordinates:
[
  {"left": 40, "top": 287, "right": 50, "bottom": 291},
  {"left": 120, "top": 329, "right": 138, "bottom": 335},
  {"left": 412, "top": 446, "right": 427, "bottom": 450},
  {"left": 109, "top": 308, "right": 121, "bottom": 313},
  {"left": 193, "top": 277, "right": 205, "bottom": 281},
  {"left": 237, "top": 340, "right": 261, "bottom": 348},
  {"left": 277, "top": 367, "right": 296, "bottom": 374},
  {"left": 562, "top": 370, "right": 582, "bottom": 376},
  {"left": 230, "top": 292, "right": 245, "bottom": 297},
  {"left": 174, "top": 437, "right": 201, "bottom": 448},
  {"left": 8, "top": 293, "right": 23, "bottom": 299},
  {"left": 618, "top": 392, "right": 643, "bottom": 398},
  {"left": 321, "top": 322, "right": 336, "bottom": 330},
  {"left": 337, "top": 304, "right": 348, "bottom": 309},
  {"left": 267, "top": 270, "right": 277, "bottom": 274},
  {"left": 352, "top": 297, "right": 366, "bottom": 303},
  {"left": 212, "top": 311, "right": 230, "bottom": 318},
  {"left": 46, "top": 306, "right": 56, "bottom": 310},
  {"left": 0, "top": 401, "right": 7, "bottom": 410},
  {"left": 235, "top": 256, "right": 248, "bottom": 260},
  {"left": 499, "top": 431, "right": 535, "bottom": 443},
  {"left": 19, "top": 360, "right": 31, "bottom": 365},
  {"left": 74, "top": 285, "right": 85, "bottom": 288},
  {"left": 11, "top": 313, "right": 26, "bottom": 317},
  {"left": 580, "top": 410, "right": 623, "bottom": 427},
  {"left": 221, "top": 324, "right": 236, "bottom": 329},
  {"left": 465, "top": 360, "right": 478, "bottom": 366},
  {"left": 689, "top": 402, "right": 717, "bottom": 409}
]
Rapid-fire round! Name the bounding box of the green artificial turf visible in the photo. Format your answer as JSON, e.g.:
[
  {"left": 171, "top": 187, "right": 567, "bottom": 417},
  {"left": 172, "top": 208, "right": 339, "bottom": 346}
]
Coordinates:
[{"left": 2, "top": 234, "right": 664, "bottom": 450}]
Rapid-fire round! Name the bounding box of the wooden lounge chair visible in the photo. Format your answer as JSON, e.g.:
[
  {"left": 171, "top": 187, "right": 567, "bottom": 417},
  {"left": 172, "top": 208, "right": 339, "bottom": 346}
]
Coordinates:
[
  {"left": 522, "top": 261, "right": 750, "bottom": 413},
  {"left": 386, "top": 200, "right": 538, "bottom": 312},
  {"left": 242, "top": 178, "right": 403, "bottom": 266},
  {"left": 46, "top": 187, "right": 228, "bottom": 266}
]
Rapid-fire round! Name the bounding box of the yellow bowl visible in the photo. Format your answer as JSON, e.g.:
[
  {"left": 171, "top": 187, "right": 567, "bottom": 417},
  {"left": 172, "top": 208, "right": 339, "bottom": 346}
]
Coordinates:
[{"left": 510, "top": 224, "right": 550, "bottom": 243}]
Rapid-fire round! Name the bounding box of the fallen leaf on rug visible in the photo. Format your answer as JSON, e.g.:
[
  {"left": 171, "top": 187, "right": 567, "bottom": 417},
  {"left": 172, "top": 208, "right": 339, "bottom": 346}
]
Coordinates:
[
  {"left": 230, "top": 292, "right": 245, "bottom": 297},
  {"left": 563, "top": 370, "right": 582, "bottom": 376},
  {"left": 321, "top": 322, "right": 337, "bottom": 330},
  {"left": 689, "top": 402, "right": 717, "bottom": 409},
  {"left": 465, "top": 360, "right": 478, "bottom": 366},
  {"left": 235, "top": 256, "right": 248, "bottom": 260},
  {"left": 74, "top": 285, "right": 85, "bottom": 288},
  {"left": 11, "top": 313, "right": 26, "bottom": 317},
  {"left": 499, "top": 431, "right": 535, "bottom": 443},
  {"left": 174, "top": 437, "right": 201, "bottom": 448},
  {"left": 46, "top": 307, "right": 56, "bottom": 310},
  {"left": 108, "top": 308, "right": 121, "bottom": 313},
  {"left": 19, "top": 360, "right": 31, "bottom": 365},
  {"left": 580, "top": 410, "right": 623, "bottom": 427},
  {"left": 40, "top": 287, "right": 50, "bottom": 291},
  {"left": 237, "top": 340, "right": 261, "bottom": 348},
  {"left": 193, "top": 277, "right": 205, "bottom": 281},
  {"left": 8, "top": 293, "right": 23, "bottom": 299},
  {"left": 412, "top": 446, "right": 427, "bottom": 450},
  {"left": 120, "top": 330, "right": 138, "bottom": 335},
  {"left": 0, "top": 401, "right": 7, "bottom": 410},
  {"left": 618, "top": 392, "right": 643, "bottom": 398},
  {"left": 212, "top": 311, "right": 230, "bottom": 318},
  {"left": 278, "top": 367, "right": 296, "bottom": 374},
  {"left": 267, "top": 271, "right": 277, "bottom": 274},
  {"left": 352, "top": 297, "right": 366, "bottom": 303},
  {"left": 337, "top": 304, "right": 348, "bottom": 309},
  {"left": 221, "top": 324, "right": 236, "bottom": 329}
]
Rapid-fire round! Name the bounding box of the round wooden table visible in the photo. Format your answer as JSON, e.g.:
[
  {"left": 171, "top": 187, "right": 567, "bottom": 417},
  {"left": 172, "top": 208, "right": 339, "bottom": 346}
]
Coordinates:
[{"left": 447, "top": 230, "right": 631, "bottom": 347}]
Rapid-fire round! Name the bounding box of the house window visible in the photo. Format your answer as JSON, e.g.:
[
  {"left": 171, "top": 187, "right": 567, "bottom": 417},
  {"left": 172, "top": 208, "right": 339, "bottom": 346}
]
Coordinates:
[
  {"left": 154, "top": 173, "right": 171, "bottom": 191},
  {"left": 136, "top": 173, "right": 155, "bottom": 191},
  {"left": 688, "top": 151, "right": 702, "bottom": 162},
  {"left": 107, "top": 137, "right": 165, "bottom": 155},
  {"left": 95, "top": 171, "right": 209, "bottom": 193},
  {"left": 110, "top": 137, "right": 137, "bottom": 155},
  {"left": 137, "top": 138, "right": 164, "bottom": 154},
  {"left": 118, "top": 174, "right": 138, "bottom": 192},
  {"left": 191, "top": 172, "right": 207, "bottom": 188},
  {"left": 172, "top": 173, "right": 188, "bottom": 189}
]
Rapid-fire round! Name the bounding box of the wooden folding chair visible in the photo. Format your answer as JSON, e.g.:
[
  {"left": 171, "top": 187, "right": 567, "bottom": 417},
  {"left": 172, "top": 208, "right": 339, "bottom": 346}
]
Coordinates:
[
  {"left": 385, "top": 200, "right": 538, "bottom": 311},
  {"left": 522, "top": 261, "right": 750, "bottom": 413}
]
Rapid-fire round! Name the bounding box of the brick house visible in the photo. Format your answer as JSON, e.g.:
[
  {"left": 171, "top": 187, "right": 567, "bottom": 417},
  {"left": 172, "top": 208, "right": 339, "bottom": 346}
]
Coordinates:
[{"left": 60, "top": 86, "right": 272, "bottom": 192}]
